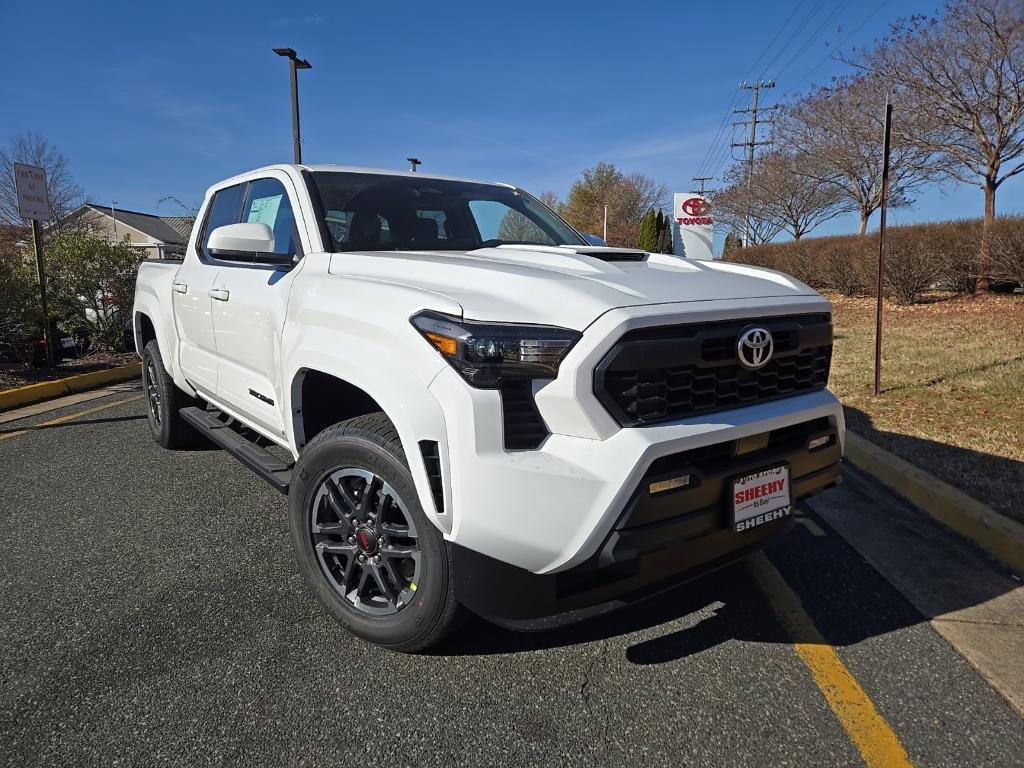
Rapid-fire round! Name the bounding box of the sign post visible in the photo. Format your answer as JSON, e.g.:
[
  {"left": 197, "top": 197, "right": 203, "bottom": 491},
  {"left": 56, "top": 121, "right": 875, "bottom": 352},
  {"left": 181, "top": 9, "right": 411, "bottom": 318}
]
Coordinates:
[
  {"left": 874, "top": 99, "right": 893, "bottom": 397},
  {"left": 14, "top": 163, "right": 54, "bottom": 369}
]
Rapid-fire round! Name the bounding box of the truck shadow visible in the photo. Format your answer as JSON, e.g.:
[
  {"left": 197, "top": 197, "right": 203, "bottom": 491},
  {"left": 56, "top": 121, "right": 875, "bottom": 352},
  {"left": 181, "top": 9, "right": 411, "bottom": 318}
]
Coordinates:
[{"left": 436, "top": 411, "right": 1022, "bottom": 663}]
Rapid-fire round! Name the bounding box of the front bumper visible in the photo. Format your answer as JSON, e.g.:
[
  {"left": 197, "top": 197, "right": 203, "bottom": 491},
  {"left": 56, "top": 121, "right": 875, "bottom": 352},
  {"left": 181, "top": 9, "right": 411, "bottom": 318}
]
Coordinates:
[
  {"left": 430, "top": 362, "right": 844, "bottom": 575},
  {"left": 449, "top": 413, "right": 841, "bottom": 629}
]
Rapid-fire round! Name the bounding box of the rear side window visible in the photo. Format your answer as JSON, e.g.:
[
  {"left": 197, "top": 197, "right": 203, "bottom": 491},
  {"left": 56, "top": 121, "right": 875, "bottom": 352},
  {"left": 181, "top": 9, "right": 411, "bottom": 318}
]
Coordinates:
[
  {"left": 242, "top": 178, "right": 299, "bottom": 257},
  {"left": 200, "top": 183, "right": 245, "bottom": 258}
]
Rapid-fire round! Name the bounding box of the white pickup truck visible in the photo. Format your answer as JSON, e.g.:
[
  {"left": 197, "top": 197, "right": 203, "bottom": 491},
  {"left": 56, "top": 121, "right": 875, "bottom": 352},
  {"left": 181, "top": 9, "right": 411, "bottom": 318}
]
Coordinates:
[{"left": 133, "top": 164, "right": 844, "bottom": 651}]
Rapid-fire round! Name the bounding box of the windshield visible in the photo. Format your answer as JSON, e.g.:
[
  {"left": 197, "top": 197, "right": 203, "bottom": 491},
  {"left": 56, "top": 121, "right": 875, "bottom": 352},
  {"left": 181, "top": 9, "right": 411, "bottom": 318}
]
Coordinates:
[{"left": 310, "top": 171, "right": 585, "bottom": 252}]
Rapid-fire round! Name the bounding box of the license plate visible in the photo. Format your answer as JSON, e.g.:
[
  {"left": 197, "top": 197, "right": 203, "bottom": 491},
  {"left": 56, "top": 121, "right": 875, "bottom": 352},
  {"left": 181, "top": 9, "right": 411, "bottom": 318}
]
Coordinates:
[
  {"left": 61, "top": 337, "right": 76, "bottom": 348},
  {"left": 731, "top": 465, "right": 792, "bottom": 533}
]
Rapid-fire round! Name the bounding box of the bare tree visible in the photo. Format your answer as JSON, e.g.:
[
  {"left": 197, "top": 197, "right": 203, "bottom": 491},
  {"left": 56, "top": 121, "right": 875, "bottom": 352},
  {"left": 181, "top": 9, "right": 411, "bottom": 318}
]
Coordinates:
[
  {"left": 751, "top": 151, "right": 856, "bottom": 239},
  {"left": 535, "top": 190, "right": 562, "bottom": 213},
  {"left": 852, "top": 0, "right": 1024, "bottom": 289},
  {"left": 709, "top": 166, "right": 786, "bottom": 246},
  {"left": 561, "top": 163, "right": 668, "bottom": 246},
  {"left": 775, "top": 75, "right": 943, "bottom": 235},
  {"left": 0, "top": 132, "right": 84, "bottom": 226}
]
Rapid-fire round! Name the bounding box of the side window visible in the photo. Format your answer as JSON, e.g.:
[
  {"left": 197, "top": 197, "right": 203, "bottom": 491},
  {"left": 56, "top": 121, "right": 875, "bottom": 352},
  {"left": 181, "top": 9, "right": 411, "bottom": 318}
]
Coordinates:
[
  {"left": 242, "top": 178, "right": 300, "bottom": 257},
  {"left": 200, "top": 183, "right": 244, "bottom": 259}
]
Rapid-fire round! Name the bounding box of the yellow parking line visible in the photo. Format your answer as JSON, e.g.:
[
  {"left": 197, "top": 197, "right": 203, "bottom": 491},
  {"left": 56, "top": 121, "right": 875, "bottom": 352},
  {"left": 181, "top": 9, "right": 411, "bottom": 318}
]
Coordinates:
[
  {"left": 747, "top": 552, "right": 914, "bottom": 768},
  {"left": 0, "top": 395, "right": 143, "bottom": 442}
]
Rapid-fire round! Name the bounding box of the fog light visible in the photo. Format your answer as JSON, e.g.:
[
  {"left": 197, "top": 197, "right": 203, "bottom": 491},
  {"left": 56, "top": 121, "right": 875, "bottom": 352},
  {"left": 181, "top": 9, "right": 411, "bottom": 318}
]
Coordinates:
[
  {"left": 650, "top": 475, "right": 691, "bottom": 494},
  {"left": 808, "top": 435, "right": 832, "bottom": 451}
]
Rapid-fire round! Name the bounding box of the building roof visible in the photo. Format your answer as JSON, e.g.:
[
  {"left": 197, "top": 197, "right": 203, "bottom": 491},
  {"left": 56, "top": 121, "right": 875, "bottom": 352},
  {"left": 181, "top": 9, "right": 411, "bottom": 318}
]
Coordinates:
[
  {"left": 81, "top": 203, "right": 188, "bottom": 245},
  {"left": 159, "top": 215, "right": 195, "bottom": 242}
]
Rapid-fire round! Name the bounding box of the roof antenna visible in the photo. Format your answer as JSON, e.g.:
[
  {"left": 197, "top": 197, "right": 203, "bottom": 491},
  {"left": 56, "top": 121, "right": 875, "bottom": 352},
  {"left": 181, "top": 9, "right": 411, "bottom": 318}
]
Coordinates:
[{"left": 407, "top": 157, "right": 421, "bottom": 172}]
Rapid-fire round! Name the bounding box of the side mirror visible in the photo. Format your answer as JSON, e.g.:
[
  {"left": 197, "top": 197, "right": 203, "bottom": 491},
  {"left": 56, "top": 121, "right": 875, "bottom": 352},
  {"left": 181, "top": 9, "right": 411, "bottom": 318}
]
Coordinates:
[
  {"left": 208, "top": 222, "right": 292, "bottom": 265},
  {"left": 582, "top": 233, "right": 607, "bottom": 247}
]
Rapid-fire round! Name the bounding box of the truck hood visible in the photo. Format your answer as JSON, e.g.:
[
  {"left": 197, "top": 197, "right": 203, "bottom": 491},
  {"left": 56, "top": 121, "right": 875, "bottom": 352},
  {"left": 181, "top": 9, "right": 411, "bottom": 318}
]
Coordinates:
[{"left": 327, "top": 245, "right": 820, "bottom": 330}]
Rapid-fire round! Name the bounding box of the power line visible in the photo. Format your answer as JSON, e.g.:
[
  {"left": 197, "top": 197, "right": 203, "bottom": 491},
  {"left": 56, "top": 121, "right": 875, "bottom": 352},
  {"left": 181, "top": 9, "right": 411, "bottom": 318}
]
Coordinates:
[
  {"left": 774, "top": 0, "right": 857, "bottom": 80},
  {"left": 757, "top": 0, "right": 830, "bottom": 80},
  {"left": 791, "top": 0, "right": 890, "bottom": 90}
]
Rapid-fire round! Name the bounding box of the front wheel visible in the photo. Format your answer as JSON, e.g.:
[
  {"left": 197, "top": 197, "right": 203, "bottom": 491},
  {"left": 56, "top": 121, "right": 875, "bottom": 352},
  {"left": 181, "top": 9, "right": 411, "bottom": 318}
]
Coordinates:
[{"left": 288, "top": 413, "right": 462, "bottom": 652}]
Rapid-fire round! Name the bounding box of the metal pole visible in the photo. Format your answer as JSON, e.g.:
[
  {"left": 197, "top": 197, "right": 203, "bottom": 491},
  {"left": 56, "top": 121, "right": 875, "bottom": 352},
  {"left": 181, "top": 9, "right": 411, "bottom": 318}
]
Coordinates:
[
  {"left": 111, "top": 201, "right": 118, "bottom": 240},
  {"left": 31, "top": 219, "right": 54, "bottom": 369},
  {"left": 289, "top": 57, "right": 302, "bottom": 164},
  {"left": 874, "top": 97, "right": 893, "bottom": 397},
  {"left": 603, "top": 205, "right": 608, "bottom": 243}
]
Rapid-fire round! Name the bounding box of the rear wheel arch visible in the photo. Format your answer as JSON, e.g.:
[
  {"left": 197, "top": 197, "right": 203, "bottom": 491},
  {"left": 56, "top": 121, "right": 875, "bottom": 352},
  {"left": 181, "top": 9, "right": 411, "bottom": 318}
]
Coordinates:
[{"left": 134, "top": 311, "right": 157, "bottom": 356}]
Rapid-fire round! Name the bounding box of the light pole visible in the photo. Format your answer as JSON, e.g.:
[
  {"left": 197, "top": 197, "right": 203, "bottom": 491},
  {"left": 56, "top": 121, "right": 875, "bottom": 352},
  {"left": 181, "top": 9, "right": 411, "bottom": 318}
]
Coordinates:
[
  {"left": 407, "top": 157, "right": 421, "bottom": 172},
  {"left": 110, "top": 201, "right": 118, "bottom": 240},
  {"left": 272, "top": 48, "right": 312, "bottom": 163},
  {"left": 603, "top": 204, "right": 608, "bottom": 244}
]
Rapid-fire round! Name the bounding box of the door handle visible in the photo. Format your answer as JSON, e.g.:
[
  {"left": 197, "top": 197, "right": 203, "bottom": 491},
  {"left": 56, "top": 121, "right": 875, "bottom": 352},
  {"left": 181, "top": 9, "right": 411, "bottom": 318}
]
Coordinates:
[
  {"left": 208, "top": 288, "right": 230, "bottom": 302},
  {"left": 172, "top": 282, "right": 188, "bottom": 294}
]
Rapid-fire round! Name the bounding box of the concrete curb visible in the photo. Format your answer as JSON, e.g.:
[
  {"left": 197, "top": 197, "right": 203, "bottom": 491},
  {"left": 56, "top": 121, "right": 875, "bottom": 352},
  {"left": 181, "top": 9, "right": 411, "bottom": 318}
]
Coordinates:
[
  {"left": 0, "top": 363, "right": 142, "bottom": 412},
  {"left": 845, "top": 431, "right": 1024, "bottom": 574}
]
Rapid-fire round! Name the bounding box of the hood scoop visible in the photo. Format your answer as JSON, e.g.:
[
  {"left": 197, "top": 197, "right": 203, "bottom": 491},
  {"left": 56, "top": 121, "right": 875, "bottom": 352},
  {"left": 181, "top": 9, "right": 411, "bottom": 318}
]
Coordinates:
[{"left": 556, "top": 245, "right": 648, "bottom": 262}]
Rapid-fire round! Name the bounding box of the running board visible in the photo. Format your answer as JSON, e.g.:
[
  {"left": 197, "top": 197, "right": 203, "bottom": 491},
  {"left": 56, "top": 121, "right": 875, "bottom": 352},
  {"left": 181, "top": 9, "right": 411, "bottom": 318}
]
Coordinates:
[{"left": 179, "top": 407, "right": 292, "bottom": 494}]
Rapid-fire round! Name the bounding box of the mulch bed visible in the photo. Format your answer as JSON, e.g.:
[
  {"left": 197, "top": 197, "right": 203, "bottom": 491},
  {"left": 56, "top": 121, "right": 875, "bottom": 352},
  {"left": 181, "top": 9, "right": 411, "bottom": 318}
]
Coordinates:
[{"left": 0, "top": 350, "right": 139, "bottom": 391}]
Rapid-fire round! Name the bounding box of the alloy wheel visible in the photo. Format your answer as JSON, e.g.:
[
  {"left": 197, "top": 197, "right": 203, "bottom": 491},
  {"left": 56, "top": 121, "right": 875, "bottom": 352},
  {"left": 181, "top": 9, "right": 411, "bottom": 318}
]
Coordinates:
[
  {"left": 145, "top": 359, "right": 162, "bottom": 426},
  {"left": 310, "top": 467, "right": 421, "bottom": 616}
]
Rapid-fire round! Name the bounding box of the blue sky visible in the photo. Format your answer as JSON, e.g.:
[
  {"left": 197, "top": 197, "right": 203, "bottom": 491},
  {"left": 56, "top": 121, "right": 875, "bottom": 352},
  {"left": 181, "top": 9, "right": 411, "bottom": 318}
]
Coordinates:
[{"left": 4, "top": 0, "right": 1022, "bottom": 248}]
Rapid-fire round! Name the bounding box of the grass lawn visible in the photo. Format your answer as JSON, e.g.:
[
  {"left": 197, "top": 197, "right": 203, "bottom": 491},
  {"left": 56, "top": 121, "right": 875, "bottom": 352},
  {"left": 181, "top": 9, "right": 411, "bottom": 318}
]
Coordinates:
[{"left": 825, "top": 291, "right": 1024, "bottom": 523}]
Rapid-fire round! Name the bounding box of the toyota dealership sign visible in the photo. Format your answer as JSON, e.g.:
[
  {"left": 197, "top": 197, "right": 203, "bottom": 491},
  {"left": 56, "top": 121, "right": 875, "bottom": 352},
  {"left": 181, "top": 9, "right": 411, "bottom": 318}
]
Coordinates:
[{"left": 672, "top": 192, "right": 714, "bottom": 260}]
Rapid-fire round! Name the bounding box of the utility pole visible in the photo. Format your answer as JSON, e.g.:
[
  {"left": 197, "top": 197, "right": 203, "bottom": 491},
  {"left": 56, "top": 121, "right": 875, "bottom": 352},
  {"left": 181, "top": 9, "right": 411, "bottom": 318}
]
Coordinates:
[
  {"left": 272, "top": 48, "right": 313, "bottom": 163},
  {"left": 407, "top": 157, "right": 422, "bottom": 172},
  {"left": 603, "top": 204, "right": 608, "bottom": 244},
  {"left": 691, "top": 177, "right": 712, "bottom": 196},
  {"left": 731, "top": 80, "right": 776, "bottom": 247}
]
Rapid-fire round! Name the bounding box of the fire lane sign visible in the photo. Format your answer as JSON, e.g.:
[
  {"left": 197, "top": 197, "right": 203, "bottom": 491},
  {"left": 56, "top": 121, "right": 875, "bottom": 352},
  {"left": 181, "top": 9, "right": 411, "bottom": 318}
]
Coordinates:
[{"left": 14, "top": 163, "right": 52, "bottom": 221}]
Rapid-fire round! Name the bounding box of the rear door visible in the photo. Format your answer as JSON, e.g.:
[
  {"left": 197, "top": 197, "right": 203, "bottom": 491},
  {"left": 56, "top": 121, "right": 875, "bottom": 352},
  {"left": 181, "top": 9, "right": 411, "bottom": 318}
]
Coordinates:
[
  {"left": 172, "top": 183, "right": 245, "bottom": 396},
  {"left": 209, "top": 173, "right": 307, "bottom": 438}
]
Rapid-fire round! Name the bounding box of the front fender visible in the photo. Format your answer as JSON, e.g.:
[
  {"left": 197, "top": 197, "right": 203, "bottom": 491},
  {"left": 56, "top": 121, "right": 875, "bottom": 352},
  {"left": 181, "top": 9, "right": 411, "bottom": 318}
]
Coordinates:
[{"left": 282, "top": 271, "right": 464, "bottom": 534}]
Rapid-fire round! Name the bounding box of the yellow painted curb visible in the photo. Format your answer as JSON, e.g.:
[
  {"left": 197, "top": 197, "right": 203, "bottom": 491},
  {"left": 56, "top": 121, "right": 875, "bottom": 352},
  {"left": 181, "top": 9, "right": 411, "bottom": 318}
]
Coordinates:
[
  {"left": 0, "top": 363, "right": 141, "bottom": 412},
  {"left": 845, "top": 431, "right": 1024, "bottom": 574}
]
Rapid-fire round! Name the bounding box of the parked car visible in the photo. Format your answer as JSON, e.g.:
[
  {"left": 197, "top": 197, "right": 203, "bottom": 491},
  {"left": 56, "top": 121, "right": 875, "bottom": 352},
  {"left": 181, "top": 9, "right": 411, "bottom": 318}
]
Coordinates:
[{"left": 133, "top": 164, "right": 844, "bottom": 652}]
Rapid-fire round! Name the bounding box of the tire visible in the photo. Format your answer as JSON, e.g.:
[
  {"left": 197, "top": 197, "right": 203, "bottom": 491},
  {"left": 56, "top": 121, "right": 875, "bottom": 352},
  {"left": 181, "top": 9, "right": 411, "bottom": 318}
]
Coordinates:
[
  {"left": 288, "top": 413, "right": 462, "bottom": 652},
  {"left": 141, "top": 339, "right": 200, "bottom": 449}
]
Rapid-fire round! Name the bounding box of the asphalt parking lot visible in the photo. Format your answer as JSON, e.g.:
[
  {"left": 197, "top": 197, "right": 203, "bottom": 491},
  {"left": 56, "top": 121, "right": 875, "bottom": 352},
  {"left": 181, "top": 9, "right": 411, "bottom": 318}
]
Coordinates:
[{"left": 2, "top": 385, "right": 1022, "bottom": 768}]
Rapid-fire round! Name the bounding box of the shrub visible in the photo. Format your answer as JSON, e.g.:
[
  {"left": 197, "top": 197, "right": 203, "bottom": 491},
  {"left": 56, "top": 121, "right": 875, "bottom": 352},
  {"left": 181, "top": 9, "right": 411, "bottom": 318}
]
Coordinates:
[
  {"left": 723, "top": 215, "right": 1023, "bottom": 302},
  {"left": 0, "top": 247, "right": 43, "bottom": 363},
  {"left": 45, "top": 231, "right": 146, "bottom": 351},
  {"left": 991, "top": 215, "right": 1024, "bottom": 286},
  {"left": 884, "top": 228, "right": 942, "bottom": 304}
]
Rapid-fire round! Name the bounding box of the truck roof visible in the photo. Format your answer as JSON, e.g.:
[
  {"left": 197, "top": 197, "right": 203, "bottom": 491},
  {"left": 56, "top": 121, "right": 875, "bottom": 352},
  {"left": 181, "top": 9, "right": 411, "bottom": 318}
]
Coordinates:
[{"left": 221, "top": 163, "right": 514, "bottom": 189}]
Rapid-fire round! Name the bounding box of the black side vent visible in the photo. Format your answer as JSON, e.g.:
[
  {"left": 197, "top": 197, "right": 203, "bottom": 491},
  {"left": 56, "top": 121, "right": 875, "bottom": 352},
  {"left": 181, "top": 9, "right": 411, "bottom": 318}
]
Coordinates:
[
  {"left": 500, "top": 381, "right": 550, "bottom": 450},
  {"left": 418, "top": 440, "right": 445, "bottom": 514}
]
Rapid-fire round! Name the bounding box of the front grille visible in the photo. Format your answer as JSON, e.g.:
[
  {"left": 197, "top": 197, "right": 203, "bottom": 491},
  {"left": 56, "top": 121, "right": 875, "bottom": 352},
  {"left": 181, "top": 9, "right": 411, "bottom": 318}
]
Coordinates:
[{"left": 595, "top": 314, "right": 832, "bottom": 427}]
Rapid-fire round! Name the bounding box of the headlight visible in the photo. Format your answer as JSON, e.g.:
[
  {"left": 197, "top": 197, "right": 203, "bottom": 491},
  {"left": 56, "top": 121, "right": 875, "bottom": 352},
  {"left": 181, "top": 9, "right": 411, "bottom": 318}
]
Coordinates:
[{"left": 411, "top": 311, "right": 580, "bottom": 389}]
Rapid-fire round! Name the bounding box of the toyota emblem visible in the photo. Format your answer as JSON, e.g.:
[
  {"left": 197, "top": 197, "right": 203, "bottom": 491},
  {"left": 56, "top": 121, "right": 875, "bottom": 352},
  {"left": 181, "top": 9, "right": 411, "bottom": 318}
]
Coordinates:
[
  {"left": 681, "top": 197, "right": 710, "bottom": 216},
  {"left": 737, "top": 327, "right": 774, "bottom": 370}
]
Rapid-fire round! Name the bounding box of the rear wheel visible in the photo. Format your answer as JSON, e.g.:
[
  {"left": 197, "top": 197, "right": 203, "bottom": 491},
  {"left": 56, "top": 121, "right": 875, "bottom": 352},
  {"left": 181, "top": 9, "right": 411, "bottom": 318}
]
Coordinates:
[
  {"left": 288, "top": 413, "right": 462, "bottom": 652},
  {"left": 141, "top": 339, "right": 200, "bottom": 449}
]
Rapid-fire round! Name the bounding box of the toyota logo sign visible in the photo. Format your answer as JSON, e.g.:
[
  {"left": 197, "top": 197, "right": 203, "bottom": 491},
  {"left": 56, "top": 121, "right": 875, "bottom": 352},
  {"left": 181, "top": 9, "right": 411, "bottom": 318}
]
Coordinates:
[{"left": 681, "top": 197, "right": 710, "bottom": 217}]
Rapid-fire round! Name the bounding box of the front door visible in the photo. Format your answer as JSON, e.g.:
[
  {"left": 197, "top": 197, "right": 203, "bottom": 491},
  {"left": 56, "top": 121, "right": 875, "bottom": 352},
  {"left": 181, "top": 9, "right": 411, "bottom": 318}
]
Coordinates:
[{"left": 211, "top": 174, "right": 307, "bottom": 438}]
